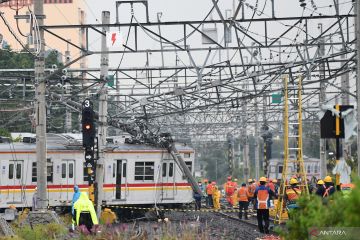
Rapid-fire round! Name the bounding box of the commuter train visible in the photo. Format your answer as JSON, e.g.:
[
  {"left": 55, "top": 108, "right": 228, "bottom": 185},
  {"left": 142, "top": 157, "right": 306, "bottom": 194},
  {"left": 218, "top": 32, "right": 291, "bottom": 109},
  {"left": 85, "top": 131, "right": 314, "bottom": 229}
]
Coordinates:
[
  {"left": 267, "top": 155, "right": 321, "bottom": 180},
  {"left": 0, "top": 134, "right": 194, "bottom": 209}
]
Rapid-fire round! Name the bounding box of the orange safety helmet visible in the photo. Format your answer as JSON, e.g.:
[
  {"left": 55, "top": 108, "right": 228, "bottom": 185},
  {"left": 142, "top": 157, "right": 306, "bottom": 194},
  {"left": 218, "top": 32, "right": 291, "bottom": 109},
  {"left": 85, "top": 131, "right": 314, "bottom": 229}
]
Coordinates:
[
  {"left": 259, "top": 177, "right": 267, "bottom": 182},
  {"left": 204, "top": 179, "right": 208, "bottom": 183}
]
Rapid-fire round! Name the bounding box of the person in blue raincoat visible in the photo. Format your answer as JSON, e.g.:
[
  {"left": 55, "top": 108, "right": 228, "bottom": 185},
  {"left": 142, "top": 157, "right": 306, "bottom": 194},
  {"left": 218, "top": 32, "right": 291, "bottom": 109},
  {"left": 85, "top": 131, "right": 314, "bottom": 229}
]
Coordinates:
[
  {"left": 72, "top": 185, "right": 81, "bottom": 214},
  {"left": 71, "top": 185, "right": 81, "bottom": 230}
]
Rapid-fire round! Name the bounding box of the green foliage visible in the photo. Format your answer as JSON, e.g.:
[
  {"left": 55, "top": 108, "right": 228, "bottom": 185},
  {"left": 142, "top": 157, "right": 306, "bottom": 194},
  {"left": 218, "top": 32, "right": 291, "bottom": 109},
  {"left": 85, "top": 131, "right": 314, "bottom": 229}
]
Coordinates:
[
  {"left": 15, "top": 223, "right": 67, "bottom": 240},
  {"left": 0, "top": 46, "right": 34, "bottom": 69},
  {"left": 0, "top": 128, "right": 11, "bottom": 138},
  {"left": 0, "top": 46, "right": 63, "bottom": 69},
  {"left": 277, "top": 180, "right": 360, "bottom": 239}
]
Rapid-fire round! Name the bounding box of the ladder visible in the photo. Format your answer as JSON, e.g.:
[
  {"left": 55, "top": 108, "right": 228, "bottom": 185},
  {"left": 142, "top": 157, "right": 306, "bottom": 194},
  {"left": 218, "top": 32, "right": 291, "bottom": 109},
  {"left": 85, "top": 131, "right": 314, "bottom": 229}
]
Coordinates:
[{"left": 274, "top": 75, "right": 309, "bottom": 224}]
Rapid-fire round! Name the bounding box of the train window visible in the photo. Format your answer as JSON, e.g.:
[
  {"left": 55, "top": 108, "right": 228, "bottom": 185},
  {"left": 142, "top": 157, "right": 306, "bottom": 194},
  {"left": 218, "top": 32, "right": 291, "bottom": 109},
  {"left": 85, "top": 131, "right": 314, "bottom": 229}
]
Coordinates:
[
  {"left": 16, "top": 164, "right": 21, "bottom": 179},
  {"left": 123, "top": 163, "right": 127, "bottom": 177},
  {"left": 169, "top": 163, "right": 173, "bottom": 177},
  {"left": 9, "top": 164, "right": 14, "bottom": 179},
  {"left": 314, "top": 165, "right": 318, "bottom": 174},
  {"left": 162, "top": 163, "right": 167, "bottom": 177},
  {"left": 134, "top": 162, "right": 154, "bottom": 181},
  {"left": 69, "top": 163, "right": 74, "bottom": 178},
  {"left": 32, "top": 162, "right": 37, "bottom": 182},
  {"left": 183, "top": 161, "right": 192, "bottom": 179},
  {"left": 61, "top": 163, "right": 66, "bottom": 178},
  {"left": 184, "top": 153, "right": 191, "bottom": 158},
  {"left": 47, "top": 159, "right": 53, "bottom": 182},
  {"left": 83, "top": 163, "right": 89, "bottom": 181},
  {"left": 278, "top": 166, "right": 283, "bottom": 174},
  {"left": 307, "top": 165, "right": 311, "bottom": 174},
  {"left": 185, "top": 161, "right": 192, "bottom": 172},
  {"left": 113, "top": 163, "right": 116, "bottom": 178}
]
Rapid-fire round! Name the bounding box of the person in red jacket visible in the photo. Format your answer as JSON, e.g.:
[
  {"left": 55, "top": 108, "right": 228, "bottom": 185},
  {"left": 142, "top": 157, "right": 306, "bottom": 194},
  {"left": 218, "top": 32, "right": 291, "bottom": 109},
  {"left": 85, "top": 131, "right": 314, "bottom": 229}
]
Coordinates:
[
  {"left": 206, "top": 181, "right": 215, "bottom": 207},
  {"left": 224, "top": 176, "right": 236, "bottom": 206},
  {"left": 237, "top": 183, "right": 250, "bottom": 219}
]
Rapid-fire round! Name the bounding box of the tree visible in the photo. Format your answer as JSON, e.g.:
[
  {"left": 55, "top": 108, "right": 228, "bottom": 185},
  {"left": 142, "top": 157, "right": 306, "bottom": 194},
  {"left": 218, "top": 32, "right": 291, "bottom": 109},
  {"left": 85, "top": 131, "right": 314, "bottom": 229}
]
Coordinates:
[{"left": 278, "top": 179, "right": 360, "bottom": 239}]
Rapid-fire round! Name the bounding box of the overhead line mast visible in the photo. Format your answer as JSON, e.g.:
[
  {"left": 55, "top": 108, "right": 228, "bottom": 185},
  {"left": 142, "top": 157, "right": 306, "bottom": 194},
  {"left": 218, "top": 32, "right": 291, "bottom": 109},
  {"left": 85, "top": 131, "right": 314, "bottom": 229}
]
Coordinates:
[{"left": 34, "top": 0, "right": 48, "bottom": 210}]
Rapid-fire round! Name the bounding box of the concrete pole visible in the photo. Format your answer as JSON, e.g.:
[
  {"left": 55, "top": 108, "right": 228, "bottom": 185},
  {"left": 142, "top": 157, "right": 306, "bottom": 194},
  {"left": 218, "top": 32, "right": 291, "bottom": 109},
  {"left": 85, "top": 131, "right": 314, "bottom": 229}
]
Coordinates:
[
  {"left": 95, "top": 11, "right": 110, "bottom": 216},
  {"left": 242, "top": 81, "right": 249, "bottom": 182},
  {"left": 356, "top": 0, "right": 360, "bottom": 177},
  {"left": 65, "top": 43, "right": 72, "bottom": 132},
  {"left": 254, "top": 101, "right": 260, "bottom": 180},
  {"left": 341, "top": 50, "right": 351, "bottom": 159},
  {"left": 262, "top": 95, "right": 267, "bottom": 176},
  {"left": 34, "top": 0, "right": 47, "bottom": 210},
  {"left": 319, "top": 33, "right": 327, "bottom": 178}
]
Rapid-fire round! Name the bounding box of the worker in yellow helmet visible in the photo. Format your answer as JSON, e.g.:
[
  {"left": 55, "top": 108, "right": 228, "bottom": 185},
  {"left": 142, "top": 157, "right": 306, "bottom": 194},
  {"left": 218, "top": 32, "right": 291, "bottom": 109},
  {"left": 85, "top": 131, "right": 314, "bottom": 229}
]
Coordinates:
[
  {"left": 323, "top": 176, "right": 335, "bottom": 198},
  {"left": 315, "top": 179, "right": 325, "bottom": 197},
  {"left": 254, "top": 177, "right": 276, "bottom": 234},
  {"left": 285, "top": 178, "right": 301, "bottom": 210},
  {"left": 73, "top": 192, "right": 98, "bottom": 232}
]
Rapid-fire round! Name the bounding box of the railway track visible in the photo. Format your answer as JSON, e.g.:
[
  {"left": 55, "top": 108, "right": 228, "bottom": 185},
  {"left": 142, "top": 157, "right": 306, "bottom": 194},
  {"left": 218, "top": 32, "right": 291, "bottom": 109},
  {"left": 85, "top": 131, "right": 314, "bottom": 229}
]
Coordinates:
[{"left": 215, "top": 210, "right": 278, "bottom": 236}]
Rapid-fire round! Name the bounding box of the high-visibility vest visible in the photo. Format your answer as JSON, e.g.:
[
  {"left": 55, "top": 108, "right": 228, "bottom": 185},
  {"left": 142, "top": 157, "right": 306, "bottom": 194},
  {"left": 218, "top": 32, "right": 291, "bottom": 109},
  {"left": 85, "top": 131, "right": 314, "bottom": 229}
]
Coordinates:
[
  {"left": 225, "top": 181, "right": 235, "bottom": 195},
  {"left": 248, "top": 184, "right": 256, "bottom": 197},
  {"left": 257, "top": 189, "right": 269, "bottom": 209},
  {"left": 237, "top": 187, "right": 249, "bottom": 202},
  {"left": 206, "top": 184, "right": 214, "bottom": 195},
  {"left": 267, "top": 182, "right": 275, "bottom": 192},
  {"left": 286, "top": 187, "right": 301, "bottom": 201},
  {"left": 323, "top": 186, "right": 334, "bottom": 198}
]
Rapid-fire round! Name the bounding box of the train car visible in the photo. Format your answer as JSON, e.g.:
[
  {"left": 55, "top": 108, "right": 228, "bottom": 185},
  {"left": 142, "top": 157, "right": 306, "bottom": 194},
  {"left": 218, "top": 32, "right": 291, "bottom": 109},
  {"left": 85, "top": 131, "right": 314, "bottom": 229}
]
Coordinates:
[
  {"left": 268, "top": 155, "right": 321, "bottom": 180},
  {"left": 0, "top": 134, "right": 194, "bottom": 209}
]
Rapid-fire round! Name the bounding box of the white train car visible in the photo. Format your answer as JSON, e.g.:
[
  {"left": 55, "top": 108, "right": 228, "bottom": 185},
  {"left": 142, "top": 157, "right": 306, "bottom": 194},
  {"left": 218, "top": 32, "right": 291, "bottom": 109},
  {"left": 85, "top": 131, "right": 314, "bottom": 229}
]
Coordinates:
[
  {"left": 267, "top": 155, "right": 321, "bottom": 180},
  {"left": 0, "top": 134, "right": 194, "bottom": 209}
]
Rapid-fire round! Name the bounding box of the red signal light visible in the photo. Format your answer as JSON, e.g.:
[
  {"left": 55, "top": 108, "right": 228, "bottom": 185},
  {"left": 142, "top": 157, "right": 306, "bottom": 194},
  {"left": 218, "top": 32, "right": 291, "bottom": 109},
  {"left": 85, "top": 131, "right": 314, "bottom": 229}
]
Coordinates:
[{"left": 85, "top": 124, "right": 91, "bottom": 130}]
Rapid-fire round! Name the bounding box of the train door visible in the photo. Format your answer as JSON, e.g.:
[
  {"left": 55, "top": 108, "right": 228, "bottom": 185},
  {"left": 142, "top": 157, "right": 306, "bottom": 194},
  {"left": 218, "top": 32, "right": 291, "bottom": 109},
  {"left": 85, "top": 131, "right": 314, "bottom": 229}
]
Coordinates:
[
  {"left": 60, "top": 160, "right": 75, "bottom": 202},
  {"left": 8, "top": 160, "right": 24, "bottom": 203},
  {"left": 114, "top": 160, "right": 127, "bottom": 200},
  {"left": 161, "top": 160, "right": 175, "bottom": 199}
]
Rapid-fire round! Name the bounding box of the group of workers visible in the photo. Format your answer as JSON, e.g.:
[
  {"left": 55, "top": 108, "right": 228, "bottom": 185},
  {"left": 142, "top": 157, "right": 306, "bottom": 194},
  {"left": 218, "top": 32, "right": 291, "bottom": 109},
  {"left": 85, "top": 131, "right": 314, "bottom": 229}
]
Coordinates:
[{"left": 197, "top": 174, "right": 344, "bottom": 234}]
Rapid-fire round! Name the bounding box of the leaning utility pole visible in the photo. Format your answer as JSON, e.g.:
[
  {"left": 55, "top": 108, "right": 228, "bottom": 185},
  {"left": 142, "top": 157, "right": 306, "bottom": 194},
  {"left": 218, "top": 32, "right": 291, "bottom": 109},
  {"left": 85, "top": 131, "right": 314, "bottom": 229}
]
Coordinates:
[
  {"left": 356, "top": 0, "right": 360, "bottom": 177},
  {"left": 34, "top": 0, "right": 47, "bottom": 210},
  {"left": 95, "top": 11, "right": 110, "bottom": 216}
]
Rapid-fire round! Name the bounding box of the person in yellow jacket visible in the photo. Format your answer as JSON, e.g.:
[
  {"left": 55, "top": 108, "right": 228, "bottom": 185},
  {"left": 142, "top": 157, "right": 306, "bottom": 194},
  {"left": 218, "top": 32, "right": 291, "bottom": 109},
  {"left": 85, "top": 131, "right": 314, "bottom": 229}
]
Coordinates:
[
  {"left": 231, "top": 178, "right": 239, "bottom": 207},
  {"left": 73, "top": 192, "right": 99, "bottom": 232},
  {"left": 212, "top": 184, "right": 221, "bottom": 210}
]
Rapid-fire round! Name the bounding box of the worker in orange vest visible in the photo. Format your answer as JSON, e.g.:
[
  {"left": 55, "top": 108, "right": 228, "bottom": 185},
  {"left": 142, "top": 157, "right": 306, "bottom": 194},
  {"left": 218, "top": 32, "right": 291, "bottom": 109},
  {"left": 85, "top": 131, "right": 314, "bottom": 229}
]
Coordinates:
[
  {"left": 285, "top": 178, "right": 302, "bottom": 210},
  {"left": 224, "top": 176, "right": 236, "bottom": 206},
  {"left": 247, "top": 179, "right": 256, "bottom": 209},
  {"left": 267, "top": 179, "right": 275, "bottom": 192},
  {"left": 206, "top": 181, "right": 215, "bottom": 207},
  {"left": 323, "top": 176, "right": 335, "bottom": 198},
  {"left": 237, "top": 183, "right": 250, "bottom": 219},
  {"left": 254, "top": 177, "right": 276, "bottom": 234}
]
